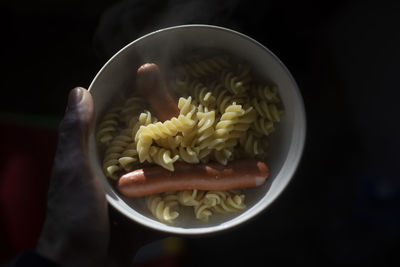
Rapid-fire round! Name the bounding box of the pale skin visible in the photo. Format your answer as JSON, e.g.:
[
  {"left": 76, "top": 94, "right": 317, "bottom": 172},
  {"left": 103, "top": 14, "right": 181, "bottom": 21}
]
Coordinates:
[{"left": 36, "top": 87, "right": 160, "bottom": 267}]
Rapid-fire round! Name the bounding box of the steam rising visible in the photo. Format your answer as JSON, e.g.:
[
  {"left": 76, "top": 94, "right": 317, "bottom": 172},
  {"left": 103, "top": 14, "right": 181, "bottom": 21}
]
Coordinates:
[{"left": 94, "top": 0, "right": 242, "bottom": 61}]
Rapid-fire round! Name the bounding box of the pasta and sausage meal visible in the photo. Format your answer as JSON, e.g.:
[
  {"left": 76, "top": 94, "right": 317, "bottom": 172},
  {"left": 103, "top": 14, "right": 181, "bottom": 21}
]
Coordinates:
[{"left": 96, "top": 53, "right": 283, "bottom": 224}]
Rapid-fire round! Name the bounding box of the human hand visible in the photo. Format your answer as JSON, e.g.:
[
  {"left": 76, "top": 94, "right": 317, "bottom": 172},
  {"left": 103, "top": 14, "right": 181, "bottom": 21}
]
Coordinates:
[
  {"left": 36, "top": 87, "right": 160, "bottom": 267},
  {"left": 36, "top": 87, "right": 109, "bottom": 266}
]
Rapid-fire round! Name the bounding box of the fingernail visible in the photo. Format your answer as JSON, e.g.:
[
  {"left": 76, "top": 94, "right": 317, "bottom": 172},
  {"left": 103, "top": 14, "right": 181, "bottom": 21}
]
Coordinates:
[{"left": 68, "top": 87, "right": 84, "bottom": 108}]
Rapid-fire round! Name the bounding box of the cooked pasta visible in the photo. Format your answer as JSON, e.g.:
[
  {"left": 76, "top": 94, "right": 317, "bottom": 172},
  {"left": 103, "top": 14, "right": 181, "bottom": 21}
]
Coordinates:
[
  {"left": 236, "top": 64, "right": 252, "bottom": 83},
  {"left": 176, "top": 55, "right": 231, "bottom": 79},
  {"left": 190, "top": 81, "right": 216, "bottom": 108},
  {"left": 97, "top": 53, "right": 283, "bottom": 223},
  {"left": 177, "top": 96, "right": 197, "bottom": 119},
  {"left": 212, "top": 192, "right": 246, "bottom": 213},
  {"left": 214, "top": 88, "right": 234, "bottom": 115},
  {"left": 223, "top": 106, "right": 257, "bottom": 151},
  {"left": 221, "top": 70, "right": 248, "bottom": 95},
  {"left": 177, "top": 190, "right": 205, "bottom": 206},
  {"left": 252, "top": 117, "right": 276, "bottom": 136},
  {"left": 212, "top": 103, "right": 245, "bottom": 151},
  {"left": 193, "top": 190, "right": 246, "bottom": 222},
  {"left": 120, "top": 95, "right": 146, "bottom": 126},
  {"left": 138, "top": 115, "right": 195, "bottom": 141},
  {"left": 194, "top": 202, "right": 213, "bottom": 222},
  {"left": 178, "top": 145, "right": 199, "bottom": 164},
  {"left": 239, "top": 130, "right": 268, "bottom": 157},
  {"left": 196, "top": 109, "right": 216, "bottom": 136},
  {"left": 148, "top": 146, "right": 179, "bottom": 171},
  {"left": 146, "top": 192, "right": 179, "bottom": 224},
  {"left": 102, "top": 128, "right": 132, "bottom": 179},
  {"left": 169, "top": 74, "right": 190, "bottom": 97},
  {"left": 251, "top": 98, "right": 281, "bottom": 122},
  {"left": 129, "top": 110, "right": 158, "bottom": 138},
  {"left": 156, "top": 135, "right": 182, "bottom": 150},
  {"left": 118, "top": 142, "right": 138, "bottom": 172},
  {"left": 135, "top": 115, "right": 195, "bottom": 163},
  {"left": 96, "top": 107, "right": 121, "bottom": 145},
  {"left": 252, "top": 84, "right": 281, "bottom": 103},
  {"left": 213, "top": 148, "right": 234, "bottom": 165},
  {"left": 181, "top": 108, "right": 214, "bottom": 160},
  {"left": 115, "top": 111, "right": 157, "bottom": 173}
]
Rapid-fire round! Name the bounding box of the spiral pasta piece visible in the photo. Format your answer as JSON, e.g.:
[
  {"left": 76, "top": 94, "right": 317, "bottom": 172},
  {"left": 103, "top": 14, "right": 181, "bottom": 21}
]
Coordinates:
[
  {"left": 189, "top": 81, "right": 216, "bottom": 108},
  {"left": 177, "top": 190, "right": 205, "bottom": 206},
  {"left": 191, "top": 109, "right": 216, "bottom": 159},
  {"left": 96, "top": 107, "right": 121, "bottom": 145},
  {"left": 178, "top": 145, "right": 199, "bottom": 164},
  {"left": 156, "top": 135, "right": 183, "bottom": 150},
  {"left": 146, "top": 193, "right": 179, "bottom": 224},
  {"left": 102, "top": 128, "right": 132, "bottom": 179},
  {"left": 135, "top": 134, "right": 153, "bottom": 163},
  {"left": 227, "top": 106, "right": 257, "bottom": 143},
  {"left": 139, "top": 110, "right": 158, "bottom": 125},
  {"left": 251, "top": 98, "right": 281, "bottom": 122},
  {"left": 207, "top": 80, "right": 225, "bottom": 98},
  {"left": 120, "top": 95, "right": 146, "bottom": 126},
  {"left": 177, "top": 97, "right": 199, "bottom": 148},
  {"left": 239, "top": 130, "right": 267, "bottom": 157},
  {"left": 214, "top": 195, "right": 246, "bottom": 213},
  {"left": 118, "top": 142, "right": 138, "bottom": 172},
  {"left": 236, "top": 64, "right": 252, "bottom": 83},
  {"left": 212, "top": 104, "right": 245, "bottom": 150},
  {"left": 215, "top": 104, "right": 244, "bottom": 134},
  {"left": 252, "top": 117, "right": 275, "bottom": 136},
  {"left": 213, "top": 148, "right": 234, "bottom": 165},
  {"left": 148, "top": 146, "right": 179, "bottom": 171},
  {"left": 203, "top": 191, "right": 229, "bottom": 206},
  {"left": 221, "top": 71, "right": 248, "bottom": 95},
  {"left": 191, "top": 190, "right": 246, "bottom": 221},
  {"left": 202, "top": 191, "right": 222, "bottom": 207},
  {"left": 138, "top": 115, "right": 195, "bottom": 141},
  {"left": 177, "top": 55, "right": 231, "bottom": 79},
  {"left": 194, "top": 202, "right": 213, "bottom": 222},
  {"left": 196, "top": 109, "right": 216, "bottom": 135},
  {"left": 251, "top": 84, "right": 281, "bottom": 103},
  {"left": 214, "top": 88, "right": 234, "bottom": 115},
  {"left": 130, "top": 110, "right": 158, "bottom": 137},
  {"left": 135, "top": 115, "right": 195, "bottom": 164},
  {"left": 178, "top": 96, "right": 197, "bottom": 119},
  {"left": 210, "top": 191, "right": 246, "bottom": 213},
  {"left": 117, "top": 111, "right": 157, "bottom": 171}
]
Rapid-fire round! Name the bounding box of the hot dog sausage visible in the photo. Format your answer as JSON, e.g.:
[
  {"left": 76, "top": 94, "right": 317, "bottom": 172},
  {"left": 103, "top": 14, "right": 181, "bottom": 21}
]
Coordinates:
[
  {"left": 136, "top": 63, "right": 180, "bottom": 122},
  {"left": 117, "top": 159, "right": 269, "bottom": 197}
]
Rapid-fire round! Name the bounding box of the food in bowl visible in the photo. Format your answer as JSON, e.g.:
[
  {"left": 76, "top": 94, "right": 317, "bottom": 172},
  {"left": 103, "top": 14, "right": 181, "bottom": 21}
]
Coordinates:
[{"left": 95, "top": 51, "right": 283, "bottom": 224}]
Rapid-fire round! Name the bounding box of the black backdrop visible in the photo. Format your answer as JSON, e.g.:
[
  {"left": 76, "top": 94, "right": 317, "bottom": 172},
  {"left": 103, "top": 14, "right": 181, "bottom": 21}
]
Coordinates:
[{"left": 2, "top": 0, "right": 399, "bottom": 265}]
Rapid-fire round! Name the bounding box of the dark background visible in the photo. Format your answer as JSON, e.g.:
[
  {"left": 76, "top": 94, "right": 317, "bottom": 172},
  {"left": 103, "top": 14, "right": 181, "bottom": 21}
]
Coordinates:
[{"left": 2, "top": 0, "right": 399, "bottom": 265}]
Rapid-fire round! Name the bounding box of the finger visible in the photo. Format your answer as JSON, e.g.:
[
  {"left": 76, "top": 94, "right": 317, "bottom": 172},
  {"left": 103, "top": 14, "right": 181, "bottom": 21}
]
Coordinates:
[
  {"left": 50, "top": 87, "right": 95, "bottom": 188},
  {"left": 58, "top": 87, "right": 95, "bottom": 154}
]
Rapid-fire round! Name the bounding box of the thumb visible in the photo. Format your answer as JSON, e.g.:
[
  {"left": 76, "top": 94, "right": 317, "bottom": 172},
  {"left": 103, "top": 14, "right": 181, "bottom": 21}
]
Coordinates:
[{"left": 58, "top": 87, "right": 95, "bottom": 154}]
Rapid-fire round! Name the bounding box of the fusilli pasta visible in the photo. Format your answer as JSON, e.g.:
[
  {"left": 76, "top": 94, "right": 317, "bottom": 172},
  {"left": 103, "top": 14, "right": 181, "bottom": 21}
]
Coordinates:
[
  {"left": 146, "top": 192, "right": 179, "bottom": 224},
  {"left": 97, "top": 53, "right": 283, "bottom": 223},
  {"left": 148, "top": 146, "right": 179, "bottom": 171},
  {"left": 102, "top": 128, "right": 132, "bottom": 179},
  {"left": 176, "top": 55, "right": 231, "bottom": 79},
  {"left": 96, "top": 107, "right": 121, "bottom": 145}
]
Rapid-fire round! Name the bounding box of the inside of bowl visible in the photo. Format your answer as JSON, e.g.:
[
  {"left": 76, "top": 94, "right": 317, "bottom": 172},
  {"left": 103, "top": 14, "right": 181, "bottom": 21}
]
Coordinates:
[{"left": 88, "top": 25, "right": 305, "bottom": 233}]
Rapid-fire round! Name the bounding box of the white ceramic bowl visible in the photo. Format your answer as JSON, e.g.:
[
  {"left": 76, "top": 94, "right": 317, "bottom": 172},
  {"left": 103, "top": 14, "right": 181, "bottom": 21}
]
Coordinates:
[{"left": 88, "top": 24, "right": 306, "bottom": 235}]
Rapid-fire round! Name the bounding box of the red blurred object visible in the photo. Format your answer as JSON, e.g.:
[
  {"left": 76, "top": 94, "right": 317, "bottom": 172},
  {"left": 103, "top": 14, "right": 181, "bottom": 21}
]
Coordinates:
[
  {"left": 0, "top": 122, "right": 57, "bottom": 262},
  {"left": 0, "top": 122, "right": 183, "bottom": 266}
]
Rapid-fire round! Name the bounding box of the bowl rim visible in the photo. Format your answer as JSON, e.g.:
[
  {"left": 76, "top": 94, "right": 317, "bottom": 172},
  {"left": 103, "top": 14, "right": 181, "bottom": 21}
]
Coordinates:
[{"left": 88, "top": 24, "right": 306, "bottom": 235}]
